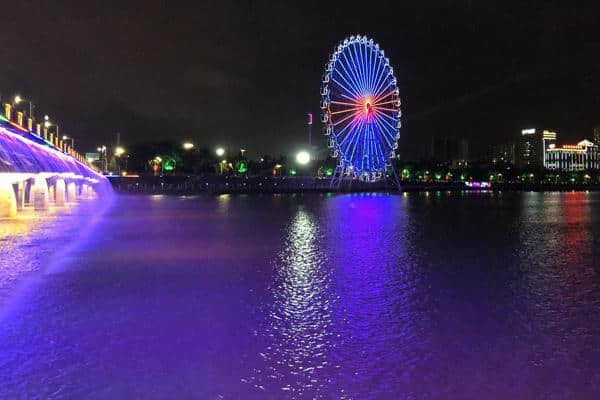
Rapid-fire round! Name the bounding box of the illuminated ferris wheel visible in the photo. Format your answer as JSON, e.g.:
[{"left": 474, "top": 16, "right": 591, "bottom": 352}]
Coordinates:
[{"left": 321, "top": 35, "right": 401, "bottom": 182}]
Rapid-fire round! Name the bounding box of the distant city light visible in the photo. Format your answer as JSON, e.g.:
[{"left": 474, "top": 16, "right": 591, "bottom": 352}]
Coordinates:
[
  {"left": 115, "top": 147, "right": 125, "bottom": 156},
  {"left": 44, "top": 115, "right": 49, "bottom": 121},
  {"left": 296, "top": 150, "right": 310, "bottom": 165},
  {"left": 183, "top": 142, "right": 194, "bottom": 150},
  {"left": 216, "top": 147, "right": 225, "bottom": 157},
  {"left": 14, "top": 95, "right": 22, "bottom": 104},
  {"left": 521, "top": 128, "right": 536, "bottom": 135}
]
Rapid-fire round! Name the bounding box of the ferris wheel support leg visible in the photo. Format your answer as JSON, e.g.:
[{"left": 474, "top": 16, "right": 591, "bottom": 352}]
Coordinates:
[
  {"left": 330, "top": 166, "right": 344, "bottom": 190},
  {"left": 390, "top": 166, "right": 402, "bottom": 191}
]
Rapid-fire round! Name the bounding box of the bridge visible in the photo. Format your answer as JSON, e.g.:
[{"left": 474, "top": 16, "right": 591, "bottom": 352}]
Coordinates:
[{"left": 0, "top": 103, "right": 110, "bottom": 217}]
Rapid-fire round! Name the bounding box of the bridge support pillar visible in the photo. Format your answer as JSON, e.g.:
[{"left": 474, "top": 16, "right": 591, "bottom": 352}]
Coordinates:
[
  {"left": 31, "top": 177, "right": 49, "bottom": 211},
  {"left": 55, "top": 179, "right": 66, "bottom": 206},
  {"left": 0, "top": 179, "right": 17, "bottom": 217},
  {"left": 81, "top": 184, "right": 95, "bottom": 199},
  {"left": 16, "top": 181, "right": 25, "bottom": 210},
  {"left": 67, "top": 182, "right": 77, "bottom": 202}
]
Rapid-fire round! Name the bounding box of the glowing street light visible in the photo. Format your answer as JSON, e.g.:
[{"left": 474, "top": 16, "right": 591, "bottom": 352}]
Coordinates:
[
  {"left": 115, "top": 146, "right": 126, "bottom": 156},
  {"left": 62, "top": 135, "right": 74, "bottom": 149},
  {"left": 216, "top": 147, "right": 225, "bottom": 157},
  {"left": 296, "top": 150, "right": 310, "bottom": 165},
  {"left": 13, "top": 95, "right": 34, "bottom": 117},
  {"left": 183, "top": 142, "right": 194, "bottom": 150}
]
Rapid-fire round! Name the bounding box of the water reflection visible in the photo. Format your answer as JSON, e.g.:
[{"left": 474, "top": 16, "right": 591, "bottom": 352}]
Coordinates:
[{"left": 249, "top": 209, "right": 333, "bottom": 397}]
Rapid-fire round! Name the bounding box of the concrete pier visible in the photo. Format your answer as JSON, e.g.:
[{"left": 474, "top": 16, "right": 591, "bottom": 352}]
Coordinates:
[
  {"left": 55, "top": 179, "right": 66, "bottom": 206},
  {"left": 0, "top": 179, "right": 17, "bottom": 217},
  {"left": 31, "top": 177, "right": 49, "bottom": 211}
]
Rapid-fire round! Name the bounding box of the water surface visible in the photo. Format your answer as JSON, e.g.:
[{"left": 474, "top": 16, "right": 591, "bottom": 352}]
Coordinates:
[{"left": 1, "top": 192, "right": 599, "bottom": 399}]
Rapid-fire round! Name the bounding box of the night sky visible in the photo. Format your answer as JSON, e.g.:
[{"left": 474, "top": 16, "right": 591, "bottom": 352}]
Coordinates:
[{"left": 1, "top": 1, "right": 599, "bottom": 158}]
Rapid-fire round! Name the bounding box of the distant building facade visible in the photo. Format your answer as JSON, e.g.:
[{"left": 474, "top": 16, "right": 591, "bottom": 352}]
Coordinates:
[
  {"left": 517, "top": 128, "right": 557, "bottom": 168},
  {"left": 430, "top": 137, "right": 468, "bottom": 163},
  {"left": 491, "top": 142, "right": 516, "bottom": 165},
  {"left": 545, "top": 140, "right": 600, "bottom": 171}
]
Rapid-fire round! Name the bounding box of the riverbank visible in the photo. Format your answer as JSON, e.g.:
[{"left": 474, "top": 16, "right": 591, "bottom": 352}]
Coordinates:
[{"left": 108, "top": 175, "right": 600, "bottom": 194}]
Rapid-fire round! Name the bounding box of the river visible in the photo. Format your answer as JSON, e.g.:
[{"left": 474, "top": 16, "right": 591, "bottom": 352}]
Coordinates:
[{"left": 1, "top": 192, "right": 599, "bottom": 399}]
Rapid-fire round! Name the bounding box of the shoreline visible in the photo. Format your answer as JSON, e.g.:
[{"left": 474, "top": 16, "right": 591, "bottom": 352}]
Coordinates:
[{"left": 108, "top": 176, "right": 600, "bottom": 195}]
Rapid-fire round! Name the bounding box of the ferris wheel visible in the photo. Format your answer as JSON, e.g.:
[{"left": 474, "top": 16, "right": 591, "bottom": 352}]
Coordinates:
[{"left": 321, "top": 35, "right": 401, "bottom": 182}]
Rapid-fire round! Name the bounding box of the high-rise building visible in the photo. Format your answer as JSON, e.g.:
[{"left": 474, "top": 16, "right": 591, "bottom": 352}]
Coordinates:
[
  {"left": 517, "top": 128, "right": 557, "bottom": 168},
  {"left": 491, "top": 142, "right": 516, "bottom": 165},
  {"left": 593, "top": 126, "right": 600, "bottom": 146},
  {"left": 545, "top": 140, "right": 600, "bottom": 171}
]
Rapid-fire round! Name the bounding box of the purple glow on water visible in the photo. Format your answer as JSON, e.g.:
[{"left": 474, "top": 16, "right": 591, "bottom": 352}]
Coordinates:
[{"left": 0, "top": 193, "right": 599, "bottom": 398}]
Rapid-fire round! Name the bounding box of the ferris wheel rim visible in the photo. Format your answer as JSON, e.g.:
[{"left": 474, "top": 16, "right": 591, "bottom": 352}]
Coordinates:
[{"left": 321, "top": 34, "right": 401, "bottom": 181}]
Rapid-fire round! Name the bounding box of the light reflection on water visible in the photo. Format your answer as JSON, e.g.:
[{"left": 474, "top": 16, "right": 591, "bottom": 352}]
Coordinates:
[{"left": 0, "top": 192, "right": 599, "bottom": 398}]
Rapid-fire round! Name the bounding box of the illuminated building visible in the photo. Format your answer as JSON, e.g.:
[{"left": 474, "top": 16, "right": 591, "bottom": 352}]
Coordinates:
[
  {"left": 545, "top": 140, "right": 600, "bottom": 171},
  {"left": 517, "top": 128, "right": 556, "bottom": 168}
]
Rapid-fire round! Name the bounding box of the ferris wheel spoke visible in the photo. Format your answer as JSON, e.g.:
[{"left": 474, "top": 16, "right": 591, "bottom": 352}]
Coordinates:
[
  {"left": 332, "top": 75, "right": 362, "bottom": 101},
  {"left": 340, "top": 52, "right": 365, "bottom": 94},
  {"left": 330, "top": 106, "right": 362, "bottom": 115},
  {"left": 366, "top": 44, "right": 374, "bottom": 93},
  {"left": 374, "top": 79, "right": 395, "bottom": 100},
  {"left": 373, "top": 91, "right": 398, "bottom": 106},
  {"left": 357, "top": 42, "right": 369, "bottom": 93},
  {"left": 347, "top": 118, "right": 365, "bottom": 164},
  {"left": 373, "top": 110, "right": 398, "bottom": 127},
  {"left": 331, "top": 100, "right": 360, "bottom": 107},
  {"left": 373, "top": 111, "right": 398, "bottom": 133},
  {"left": 338, "top": 119, "right": 361, "bottom": 147},
  {"left": 373, "top": 106, "right": 398, "bottom": 113},
  {"left": 348, "top": 44, "right": 367, "bottom": 92},
  {"left": 372, "top": 117, "right": 394, "bottom": 148},
  {"left": 371, "top": 55, "right": 387, "bottom": 97},
  {"left": 333, "top": 109, "right": 360, "bottom": 126},
  {"left": 369, "top": 46, "right": 383, "bottom": 95},
  {"left": 333, "top": 62, "right": 364, "bottom": 98}
]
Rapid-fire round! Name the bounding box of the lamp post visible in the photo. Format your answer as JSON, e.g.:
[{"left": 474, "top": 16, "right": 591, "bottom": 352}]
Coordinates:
[
  {"left": 114, "top": 147, "right": 126, "bottom": 175},
  {"left": 97, "top": 145, "right": 108, "bottom": 173},
  {"left": 216, "top": 147, "right": 225, "bottom": 157},
  {"left": 44, "top": 115, "right": 58, "bottom": 136},
  {"left": 62, "top": 135, "right": 75, "bottom": 149},
  {"left": 14, "top": 95, "right": 34, "bottom": 119}
]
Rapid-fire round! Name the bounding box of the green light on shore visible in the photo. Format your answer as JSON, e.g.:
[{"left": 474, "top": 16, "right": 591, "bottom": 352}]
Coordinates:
[
  {"left": 290, "top": 168, "right": 297, "bottom": 175},
  {"left": 164, "top": 160, "right": 175, "bottom": 171},
  {"left": 325, "top": 168, "right": 334, "bottom": 176}
]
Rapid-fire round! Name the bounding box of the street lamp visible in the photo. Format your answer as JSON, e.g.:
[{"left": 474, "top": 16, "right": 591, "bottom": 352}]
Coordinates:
[
  {"left": 240, "top": 148, "right": 247, "bottom": 157},
  {"left": 44, "top": 116, "right": 59, "bottom": 143},
  {"left": 216, "top": 147, "right": 225, "bottom": 157},
  {"left": 115, "top": 146, "right": 126, "bottom": 157},
  {"left": 14, "top": 95, "right": 33, "bottom": 117},
  {"left": 296, "top": 150, "right": 311, "bottom": 165},
  {"left": 62, "top": 135, "right": 74, "bottom": 149},
  {"left": 97, "top": 145, "right": 107, "bottom": 173},
  {"left": 183, "top": 142, "right": 194, "bottom": 150}
]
